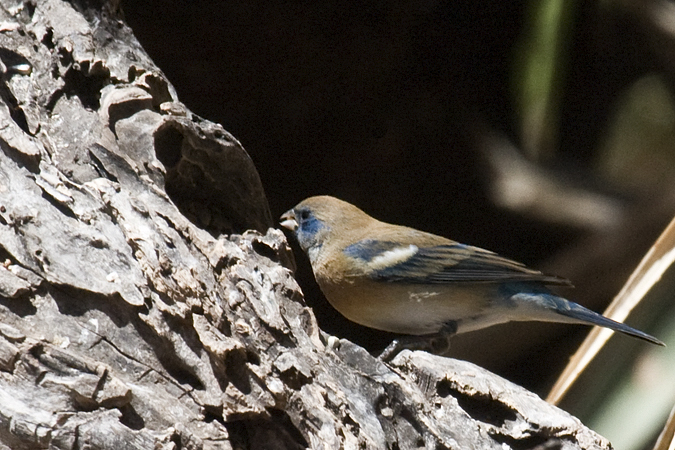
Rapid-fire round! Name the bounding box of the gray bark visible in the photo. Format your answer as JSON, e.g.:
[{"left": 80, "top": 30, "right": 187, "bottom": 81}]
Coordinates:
[{"left": 0, "top": 0, "right": 613, "bottom": 448}]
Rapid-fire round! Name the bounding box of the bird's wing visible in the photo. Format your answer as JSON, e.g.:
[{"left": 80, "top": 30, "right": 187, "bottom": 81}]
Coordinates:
[{"left": 343, "top": 239, "right": 571, "bottom": 286}]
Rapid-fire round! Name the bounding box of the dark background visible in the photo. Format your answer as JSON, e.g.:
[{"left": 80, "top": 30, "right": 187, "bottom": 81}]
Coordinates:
[{"left": 121, "top": 0, "right": 675, "bottom": 397}]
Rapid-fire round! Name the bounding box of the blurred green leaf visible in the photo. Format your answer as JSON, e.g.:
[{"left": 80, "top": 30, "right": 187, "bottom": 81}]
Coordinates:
[
  {"left": 513, "top": 0, "right": 576, "bottom": 158},
  {"left": 597, "top": 74, "right": 675, "bottom": 193}
]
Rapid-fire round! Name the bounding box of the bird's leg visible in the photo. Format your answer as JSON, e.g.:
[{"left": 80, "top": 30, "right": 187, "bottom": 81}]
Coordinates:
[
  {"left": 378, "top": 321, "right": 458, "bottom": 362},
  {"left": 426, "top": 320, "right": 458, "bottom": 355}
]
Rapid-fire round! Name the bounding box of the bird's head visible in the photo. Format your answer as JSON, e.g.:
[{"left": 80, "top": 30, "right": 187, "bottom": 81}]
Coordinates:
[{"left": 280, "top": 196, "right": 372, "bottom": 260}]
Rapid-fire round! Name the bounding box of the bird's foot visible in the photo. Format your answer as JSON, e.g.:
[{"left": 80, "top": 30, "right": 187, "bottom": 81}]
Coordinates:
[
  {"left": 378, "top": 322, "right": 457, "bottom": 362},
  {"left": 379, "top": 336, "right": 426, "bottom": 362}
]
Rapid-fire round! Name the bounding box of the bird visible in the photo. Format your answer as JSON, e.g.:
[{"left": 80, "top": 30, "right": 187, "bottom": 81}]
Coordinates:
[{"left": 280, "top": 195, "right": 664, "bottom": 359}]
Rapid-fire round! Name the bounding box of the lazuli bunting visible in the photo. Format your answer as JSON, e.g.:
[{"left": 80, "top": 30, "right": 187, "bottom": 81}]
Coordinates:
[{"left": 280, "top": 196, "right": 663, "bottom": 357}]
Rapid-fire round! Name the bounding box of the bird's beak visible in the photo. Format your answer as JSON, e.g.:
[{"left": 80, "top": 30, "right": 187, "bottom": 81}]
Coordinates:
[{"left": 279, "top": 210, "right": 298, "bottom": 231}]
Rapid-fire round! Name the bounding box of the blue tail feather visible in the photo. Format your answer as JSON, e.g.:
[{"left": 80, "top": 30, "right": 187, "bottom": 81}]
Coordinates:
[{"left": 551, "top": 297, "right": 664, "bottom": 346}]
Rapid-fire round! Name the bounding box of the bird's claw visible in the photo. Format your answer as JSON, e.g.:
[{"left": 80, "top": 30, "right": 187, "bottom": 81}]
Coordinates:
[{"left": 378, "top": 327, "right": 455, "bottom": 362}]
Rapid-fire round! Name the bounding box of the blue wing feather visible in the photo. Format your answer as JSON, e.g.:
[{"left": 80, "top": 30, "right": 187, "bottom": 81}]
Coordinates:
[{"left": 344, "top": 240, "right": 571, "bottom": 286}]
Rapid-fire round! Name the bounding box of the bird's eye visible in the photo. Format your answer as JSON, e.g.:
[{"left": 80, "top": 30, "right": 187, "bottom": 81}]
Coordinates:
[{"left": 299, "top": 210, "right": 310, "bottom": 221}]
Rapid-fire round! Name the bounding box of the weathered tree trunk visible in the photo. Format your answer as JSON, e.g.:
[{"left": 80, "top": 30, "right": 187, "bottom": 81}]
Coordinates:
[{"left": 0, "top": 1, "right": 612, "bottom": 449}]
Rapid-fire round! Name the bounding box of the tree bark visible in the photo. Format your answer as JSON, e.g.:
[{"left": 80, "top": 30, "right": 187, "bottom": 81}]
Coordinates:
[{"left": 0, "top": 1, "right": 612, "bottom": 449}]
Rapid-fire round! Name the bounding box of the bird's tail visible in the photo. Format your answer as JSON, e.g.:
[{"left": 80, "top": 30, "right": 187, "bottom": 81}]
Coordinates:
[{"left": 516, "top": 293, "right": 664, "bottom": 346}]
